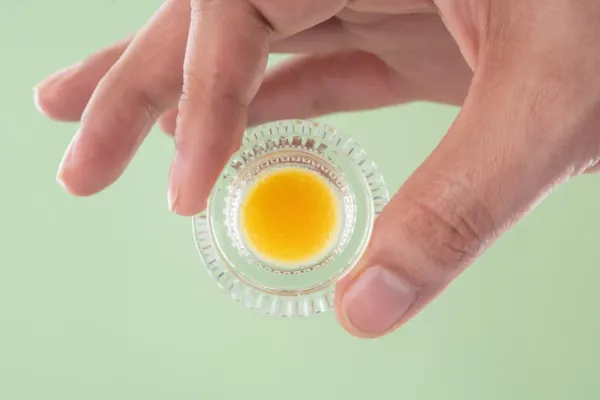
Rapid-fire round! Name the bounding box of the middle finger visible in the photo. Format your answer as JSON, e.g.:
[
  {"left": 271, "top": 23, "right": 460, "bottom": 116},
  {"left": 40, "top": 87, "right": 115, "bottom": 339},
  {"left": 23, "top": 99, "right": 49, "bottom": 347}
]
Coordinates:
[{"left": 56, "top": 0, "right": 191, "bottom": 196}]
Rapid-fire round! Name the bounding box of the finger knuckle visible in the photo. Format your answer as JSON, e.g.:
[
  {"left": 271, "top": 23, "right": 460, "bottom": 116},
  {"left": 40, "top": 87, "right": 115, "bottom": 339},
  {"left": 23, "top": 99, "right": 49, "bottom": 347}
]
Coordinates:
[
  {"left": 402, "top": 176, "right": 495, "bottom": 269},
  {"left": 181, "top": 69, "right": 249, "bottom": 111},
  {"left": 190, "top": 0, "right": 274, "bottom": 35},
  {"left": 135, "top": 89, "right": 163, "bottom": 123}
]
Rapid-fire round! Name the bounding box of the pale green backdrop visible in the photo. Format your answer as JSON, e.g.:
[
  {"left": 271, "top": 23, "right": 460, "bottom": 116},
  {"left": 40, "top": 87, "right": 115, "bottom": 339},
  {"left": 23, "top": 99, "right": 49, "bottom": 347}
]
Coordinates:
[{"left": 1, "top": 1, "right": 599, "bottom": 399}]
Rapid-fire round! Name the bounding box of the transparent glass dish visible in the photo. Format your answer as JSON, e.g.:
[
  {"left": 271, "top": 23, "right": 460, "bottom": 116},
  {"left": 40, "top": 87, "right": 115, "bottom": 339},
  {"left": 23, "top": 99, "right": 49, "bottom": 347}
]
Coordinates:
[{"left": 192, "top": 120, "right": 389, "bottom": 317}]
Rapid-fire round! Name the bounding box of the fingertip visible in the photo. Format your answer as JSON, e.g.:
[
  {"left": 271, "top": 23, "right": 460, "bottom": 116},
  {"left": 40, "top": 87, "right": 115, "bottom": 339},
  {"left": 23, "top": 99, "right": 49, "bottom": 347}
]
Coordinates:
[
  {"left": 334, "top": 298, "right": 380, "bottom": 340},
  {"left": 167, "top": 194, "right": 207, "bottom": 217},
  {"left": 34, "top": 65, "right": 85, "bottom": 121},
  {"left": 335, "top": 265, "right": 418, "bottom": 339},
  {"left": 33, "top": 85, "right": 46, "bottom": 114},
  {"left": 34, "top": 84, "right": 80, "bottom": 122},
  {"left": 334, "top": 263, "right": 379, "bottom": 338},
  {"left": 169, "top": 202, "right": 206, "bottom": 217},
  {"left": 56, "top": 146, "right": 103, "bottom": 197},
  {"left": 167, "top": 169, "right": 209, "bottom": 216},
  {"left": 54, "top": 122, "right": 134, "bottom": 198},
  {"left": 56, "top": 167, "right": 100, "bottom": 197}
]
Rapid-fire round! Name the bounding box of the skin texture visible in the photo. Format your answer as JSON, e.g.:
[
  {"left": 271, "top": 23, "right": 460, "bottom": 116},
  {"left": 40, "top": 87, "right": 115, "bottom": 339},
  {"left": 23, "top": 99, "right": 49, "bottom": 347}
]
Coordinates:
[{"left": 35, "top": 0, "right": 600, "bottom": 338}]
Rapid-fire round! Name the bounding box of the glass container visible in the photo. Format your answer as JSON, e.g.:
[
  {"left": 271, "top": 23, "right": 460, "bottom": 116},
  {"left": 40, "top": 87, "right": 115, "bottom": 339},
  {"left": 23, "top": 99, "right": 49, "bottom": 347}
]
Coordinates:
[{"left": 192, "top": 120, "right": 389, "bottom": 317}]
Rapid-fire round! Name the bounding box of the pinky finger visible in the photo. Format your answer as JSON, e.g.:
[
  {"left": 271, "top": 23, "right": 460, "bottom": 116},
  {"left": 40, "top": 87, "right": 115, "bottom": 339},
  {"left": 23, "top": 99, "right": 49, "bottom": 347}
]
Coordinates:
[{"left": 34, "top": 38, "right": 132, "bottom": 121}]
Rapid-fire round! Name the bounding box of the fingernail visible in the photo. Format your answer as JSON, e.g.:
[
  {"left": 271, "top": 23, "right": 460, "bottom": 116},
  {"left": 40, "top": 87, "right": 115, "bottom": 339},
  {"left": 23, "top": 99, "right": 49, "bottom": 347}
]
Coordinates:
[
  {"left": 37, "top": 63, "right": 81, "bottom": 87},
  {"left": 33, "top": 87, "right": 44, "bottom": 114},
  {"left": 168, "top": 186, "right": 178, "bottom": 212},
  {"left": 342, "top": 265, "right": 417, "bottom": 336},
  {"left": 34, "top": 64, "right": 81, "bottom": 117},
  {"left": 35, "top": 65, "right": 80, "bottom": 97},
  {"left": 167, "top": 173, "right": 180, "bottom": 212},
  {"left": 167, "top": 150, "right": 183, "bottom": 212},
  {"left": 56, "top": 158, "right": 70, "bottom": 190},
  {"left": 56, "top": 131, "right": 79, "bottom": 192}
]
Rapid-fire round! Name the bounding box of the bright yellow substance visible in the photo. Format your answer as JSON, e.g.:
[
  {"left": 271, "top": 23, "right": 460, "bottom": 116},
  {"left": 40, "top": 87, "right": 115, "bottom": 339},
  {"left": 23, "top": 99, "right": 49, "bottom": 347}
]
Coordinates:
[{"left": 241, "top": 168, "right": 340, "bottom": 264}]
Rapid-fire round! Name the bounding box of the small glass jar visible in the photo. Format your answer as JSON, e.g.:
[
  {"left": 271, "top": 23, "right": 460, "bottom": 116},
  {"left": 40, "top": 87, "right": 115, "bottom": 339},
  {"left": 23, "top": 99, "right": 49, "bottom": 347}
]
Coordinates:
[{"left": 192, "top": 120, "right": 389, "bottom": 317}]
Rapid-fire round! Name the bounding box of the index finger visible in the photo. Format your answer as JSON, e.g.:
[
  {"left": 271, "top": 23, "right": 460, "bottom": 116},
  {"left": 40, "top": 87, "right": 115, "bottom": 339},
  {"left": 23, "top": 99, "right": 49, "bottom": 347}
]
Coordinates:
[{"left": 167, "top": 0, "right": 347, "bottom": 215}]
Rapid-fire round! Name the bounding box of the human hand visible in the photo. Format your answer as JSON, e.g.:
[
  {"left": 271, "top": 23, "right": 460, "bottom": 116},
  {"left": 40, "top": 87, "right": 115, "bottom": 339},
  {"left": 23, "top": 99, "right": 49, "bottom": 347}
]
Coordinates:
[{"left": 35, "top": 0, "right": 600, "bottom": 338}]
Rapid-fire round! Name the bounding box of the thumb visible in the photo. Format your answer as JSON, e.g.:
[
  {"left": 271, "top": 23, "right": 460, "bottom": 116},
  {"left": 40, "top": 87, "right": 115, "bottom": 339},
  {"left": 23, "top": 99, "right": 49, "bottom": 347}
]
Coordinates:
[{"left": 334, "top": 57, "right": 595, "bottom": 338}]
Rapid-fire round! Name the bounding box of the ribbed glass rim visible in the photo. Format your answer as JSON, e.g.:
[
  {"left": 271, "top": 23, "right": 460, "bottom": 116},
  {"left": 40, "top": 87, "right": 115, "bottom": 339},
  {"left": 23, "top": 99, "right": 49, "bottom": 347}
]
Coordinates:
[{"left": 192, "top": 120, "right": 389, "bottom": 317}]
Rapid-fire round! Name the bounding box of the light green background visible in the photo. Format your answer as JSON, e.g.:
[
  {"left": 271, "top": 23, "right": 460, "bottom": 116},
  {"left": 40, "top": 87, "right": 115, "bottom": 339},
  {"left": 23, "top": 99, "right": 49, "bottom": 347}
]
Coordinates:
[{"left": 1, "top": 1, "right": 599, "bottom": 399}]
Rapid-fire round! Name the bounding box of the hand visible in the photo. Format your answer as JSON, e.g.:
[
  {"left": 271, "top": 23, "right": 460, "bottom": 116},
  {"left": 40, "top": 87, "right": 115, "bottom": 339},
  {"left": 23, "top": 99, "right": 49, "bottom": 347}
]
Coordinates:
[{"left": 35, "top": 0, "right": 600, "bottom": 338}]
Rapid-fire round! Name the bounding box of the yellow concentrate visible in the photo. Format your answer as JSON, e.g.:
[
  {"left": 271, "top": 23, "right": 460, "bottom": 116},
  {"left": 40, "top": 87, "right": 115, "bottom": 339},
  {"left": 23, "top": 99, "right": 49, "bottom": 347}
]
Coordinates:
[{"left": 241, "top": 168, "right": 340, "bottom": 264}]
